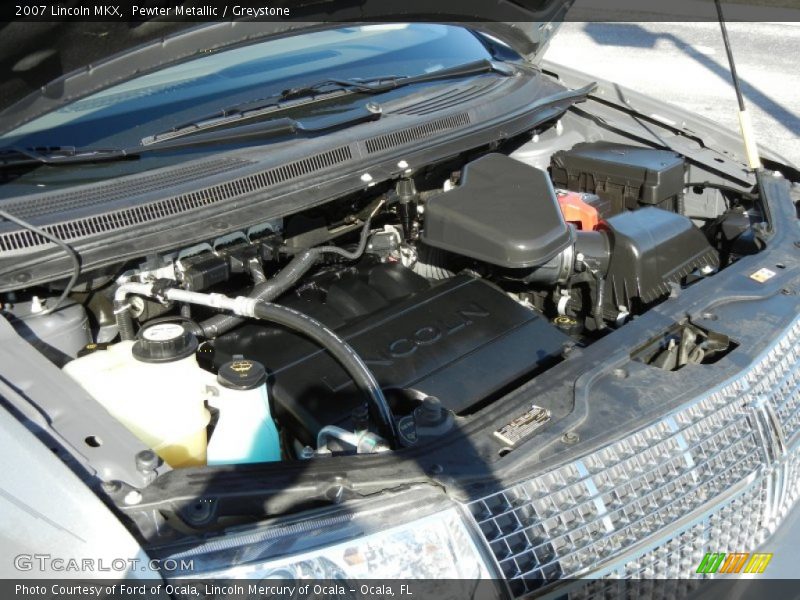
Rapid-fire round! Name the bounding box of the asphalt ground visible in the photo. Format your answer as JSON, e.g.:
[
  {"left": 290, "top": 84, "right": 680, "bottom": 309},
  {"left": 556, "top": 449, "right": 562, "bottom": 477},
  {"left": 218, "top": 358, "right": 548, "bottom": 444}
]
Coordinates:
[{"left": 544, "top": 22, "right": 800, "bottom": 167}]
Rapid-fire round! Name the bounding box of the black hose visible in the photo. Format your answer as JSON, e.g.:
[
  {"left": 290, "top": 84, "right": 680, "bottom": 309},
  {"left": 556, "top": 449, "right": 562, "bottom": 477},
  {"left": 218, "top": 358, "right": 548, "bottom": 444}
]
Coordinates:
[
  {"left": 251, "top": 301, "right": 397, "bottom": 445},
  {"left": 198, "top": 213, "right": 377, "bottom": 339},
  {"left": 591, "top": 269, "right": 607, "bottom": 331},
  {"left": 197, "top": 251, "right": 319, "bottom": 338},
  {"left": 281, "top": 209, "right": 375, "bottom": 260},
  {"left": 0, "top": 208, "right": 81, "bottom": 316}
]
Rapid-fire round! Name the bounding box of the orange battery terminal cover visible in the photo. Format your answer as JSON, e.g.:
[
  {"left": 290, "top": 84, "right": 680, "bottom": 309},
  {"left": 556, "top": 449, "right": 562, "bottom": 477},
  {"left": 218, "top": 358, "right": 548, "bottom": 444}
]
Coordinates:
[{"left": 556, "top": 191, "right": 601, "bottom": 231}]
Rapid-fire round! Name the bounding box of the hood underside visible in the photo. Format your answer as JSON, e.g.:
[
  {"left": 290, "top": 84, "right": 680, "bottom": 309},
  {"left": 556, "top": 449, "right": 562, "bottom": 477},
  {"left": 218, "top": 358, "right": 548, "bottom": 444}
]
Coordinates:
[{"left": 0, "top": 0, "right": 570, "bottom": 136}]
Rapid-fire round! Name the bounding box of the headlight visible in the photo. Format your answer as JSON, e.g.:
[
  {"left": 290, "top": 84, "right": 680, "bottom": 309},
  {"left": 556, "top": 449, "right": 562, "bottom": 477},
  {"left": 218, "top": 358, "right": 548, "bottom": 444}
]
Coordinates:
[{"left": 164, "top": 488, "right": 500, "bottom": 599}]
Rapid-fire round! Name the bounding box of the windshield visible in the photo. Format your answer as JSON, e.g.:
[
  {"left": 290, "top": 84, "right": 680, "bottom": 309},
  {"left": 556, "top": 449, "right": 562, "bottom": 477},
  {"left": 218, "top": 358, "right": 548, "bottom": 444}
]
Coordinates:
[{"left": 1, "top": 24, "right": 501, "bottom": 149}]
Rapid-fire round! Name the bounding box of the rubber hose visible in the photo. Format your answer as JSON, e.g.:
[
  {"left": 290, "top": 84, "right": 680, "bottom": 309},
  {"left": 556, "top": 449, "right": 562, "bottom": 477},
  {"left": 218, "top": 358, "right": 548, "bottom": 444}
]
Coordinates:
[
  {"left": 248, "top": 258, "right": 267, "bottom": 284},
  {"left": 592, "top": 270, "right": 607, "bottom": 331},
  {"left": 198, "top": 215, "right": 376, "bottom": 339},
  {"left": 251, "top": 301, "right": 397, "bottom": 445},
  {"left": 114, "top": 300, "right": 136, "bottom": 341},
  {"left": 284, "top": 206, "right": 377, "bottom": 261},
  {"left": 197, "top": 251, "right": 319, "bottom": 338}
]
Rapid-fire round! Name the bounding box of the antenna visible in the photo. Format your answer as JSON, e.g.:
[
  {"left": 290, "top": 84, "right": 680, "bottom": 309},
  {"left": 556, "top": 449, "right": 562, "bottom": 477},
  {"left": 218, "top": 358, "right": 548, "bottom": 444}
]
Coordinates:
[{"left": 715, "top": 0, "right": 761, "bottom": 170}]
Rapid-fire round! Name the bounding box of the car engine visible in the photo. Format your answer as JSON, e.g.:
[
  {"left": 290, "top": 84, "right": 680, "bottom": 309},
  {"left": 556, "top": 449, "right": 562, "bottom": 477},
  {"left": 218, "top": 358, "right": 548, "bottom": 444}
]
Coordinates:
[
  {"left": 212, "top": 266, "right": 570, "bottom": 447},
  {"left": 3, "top": 141, "right": 759, "bottom": 468}
]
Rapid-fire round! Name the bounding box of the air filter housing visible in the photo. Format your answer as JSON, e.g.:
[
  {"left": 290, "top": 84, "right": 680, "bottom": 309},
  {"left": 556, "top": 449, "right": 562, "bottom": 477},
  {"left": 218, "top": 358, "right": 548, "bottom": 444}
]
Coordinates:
[
  {"left": 422, "top": 154, "right": 574, "bottom": 269},
  {"left": 600, "top": 207, "right": 720, "bottom": 309}
]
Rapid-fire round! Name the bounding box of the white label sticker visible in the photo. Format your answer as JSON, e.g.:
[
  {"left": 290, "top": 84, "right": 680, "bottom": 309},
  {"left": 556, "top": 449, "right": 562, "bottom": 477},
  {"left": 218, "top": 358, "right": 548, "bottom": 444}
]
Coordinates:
[
  {"left": 750, "top": 268, "right": 777, "bottom": 283},
  {"left": 142, "top": 323, "right": 184, "bottom": 341},
  {"left": 494, "top": 405, "right": 551, "bottom": 446}
]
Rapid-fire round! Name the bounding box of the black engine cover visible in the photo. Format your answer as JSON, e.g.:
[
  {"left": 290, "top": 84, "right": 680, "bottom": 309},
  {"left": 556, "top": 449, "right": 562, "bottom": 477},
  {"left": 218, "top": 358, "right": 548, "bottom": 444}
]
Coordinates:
[{"left": 212, "top": 263, "right": 568, "bottom": 445}]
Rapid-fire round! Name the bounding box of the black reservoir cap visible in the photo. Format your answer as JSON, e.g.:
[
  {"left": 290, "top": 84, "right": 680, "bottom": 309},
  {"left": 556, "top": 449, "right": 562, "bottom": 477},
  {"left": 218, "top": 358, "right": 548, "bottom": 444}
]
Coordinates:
[
  {"left": 217, "top": 358, "right": 267, "bottom": 390},
  {"left": 422, "top": 154, "right": 574, "bottom": 269},
  {"left": 132, "top": 322, "right": 198, "bottom": 363}
]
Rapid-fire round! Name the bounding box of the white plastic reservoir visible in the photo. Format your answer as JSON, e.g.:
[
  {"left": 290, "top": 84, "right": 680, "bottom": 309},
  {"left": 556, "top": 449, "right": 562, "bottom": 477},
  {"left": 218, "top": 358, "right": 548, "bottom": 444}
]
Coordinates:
[
  {"left": 206, "top": 357, "right": 281, "bottom": 465},
  {"left": 63, "top": 323, "right": 210, "bottom": 468}
]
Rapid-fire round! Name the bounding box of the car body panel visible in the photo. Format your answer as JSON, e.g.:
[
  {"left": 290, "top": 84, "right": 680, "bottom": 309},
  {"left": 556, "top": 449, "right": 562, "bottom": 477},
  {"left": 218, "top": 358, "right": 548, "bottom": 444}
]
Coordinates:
[
  {"left": 1, "top": 11, "right": 800, "bottom": 589},
  {"left": 0, "top": 405, "right": 155, "bottom": 579}
]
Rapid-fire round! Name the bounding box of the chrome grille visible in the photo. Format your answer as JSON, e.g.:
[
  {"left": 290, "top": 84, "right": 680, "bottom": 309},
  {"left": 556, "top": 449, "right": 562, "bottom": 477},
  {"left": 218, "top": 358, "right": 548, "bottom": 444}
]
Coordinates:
[
  {"left": 467, "top": 314, "right": 800, "bottom": 596},
  {"left": 749, "top": 318, "right": 800, "bottom": 443},
  {"left": 571, "top": 477, "right": 768, "bottom": 598}
]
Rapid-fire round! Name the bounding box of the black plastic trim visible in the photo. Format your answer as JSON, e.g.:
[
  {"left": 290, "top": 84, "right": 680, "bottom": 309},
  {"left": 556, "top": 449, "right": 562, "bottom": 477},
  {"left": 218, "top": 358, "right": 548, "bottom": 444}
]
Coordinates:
[{"left": 0, "top": 68, "right": 576, "bottom": 291}]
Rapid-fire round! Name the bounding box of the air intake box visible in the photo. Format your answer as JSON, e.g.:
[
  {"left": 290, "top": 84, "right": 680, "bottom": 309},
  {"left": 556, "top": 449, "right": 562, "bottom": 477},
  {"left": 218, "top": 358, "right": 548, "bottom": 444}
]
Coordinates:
[
  {"left": 212, "top": 264, "right": 569, "bottom": 445},
  {"left": 600, "top": 207, "right": 719, "bottom": 310},
  {"left": 422, "top": 153, "right": 574, "bottom": 269}
]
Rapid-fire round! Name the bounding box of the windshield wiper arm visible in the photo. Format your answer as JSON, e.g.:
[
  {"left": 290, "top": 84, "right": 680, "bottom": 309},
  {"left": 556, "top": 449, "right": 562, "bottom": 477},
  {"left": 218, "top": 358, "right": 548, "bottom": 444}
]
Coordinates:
[
  {"left": 0, "top": 120, "right": 295, "bottom": 170},
  {"left": 279, "top": 59, "right": 514, "bottom": 101},
  {"left": 141, "top": 92, "right": 386, "bottom": 147},
  {"left": 0, "top": 146, "right": 134, "bottom": 169},
  {"left": 147, "top": 59, "right": 514, "bottom": 146},
  {"left": 140, "top": 115, "right": 301, "bottom": 150},
  {"left": 0, "top": 107, "right": 382, "bottom": 171}
]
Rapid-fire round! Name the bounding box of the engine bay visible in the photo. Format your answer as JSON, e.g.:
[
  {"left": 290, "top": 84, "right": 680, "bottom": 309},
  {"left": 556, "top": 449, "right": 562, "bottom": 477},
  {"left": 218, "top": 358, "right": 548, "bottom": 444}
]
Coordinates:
[{"left": 1, "top": 136, "right": 765, "bottom": 472}]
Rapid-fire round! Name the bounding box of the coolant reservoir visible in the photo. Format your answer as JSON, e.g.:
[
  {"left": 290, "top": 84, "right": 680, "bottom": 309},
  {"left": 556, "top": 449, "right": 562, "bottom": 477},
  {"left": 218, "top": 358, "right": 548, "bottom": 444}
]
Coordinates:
[
  {"left": 63, "top": 323, "right": 210, "bottom": 468},
  {"left": 207, "top": 358, "right": 281, "bottom": 465}
]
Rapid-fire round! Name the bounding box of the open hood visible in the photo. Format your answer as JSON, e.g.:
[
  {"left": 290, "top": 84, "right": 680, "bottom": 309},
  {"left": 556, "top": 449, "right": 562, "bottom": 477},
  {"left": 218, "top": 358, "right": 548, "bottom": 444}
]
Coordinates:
[{"left": 0, "top": 0, "right": 570, "bottom": 136}]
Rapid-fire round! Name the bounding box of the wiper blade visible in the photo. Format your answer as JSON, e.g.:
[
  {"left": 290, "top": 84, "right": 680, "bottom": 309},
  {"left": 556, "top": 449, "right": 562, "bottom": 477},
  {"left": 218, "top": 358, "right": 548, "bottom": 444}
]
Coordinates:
[
  {"left": 0, "top": 107, "right": 382, "bottom": 171},
  {"left": 141, "top": 116, "right": 299, "bottom": 150},
  {"left": 0, "top": 146, "right": 134, "bottom": 168},
  {"left": 146, "top": 59, "right": 514, "bottom": 146},
  {"left": 280, "top": 58, "right": 514, "bottom": 101},
  {"left": 141, "top": 97, "right": 384, "bottom": 147}
]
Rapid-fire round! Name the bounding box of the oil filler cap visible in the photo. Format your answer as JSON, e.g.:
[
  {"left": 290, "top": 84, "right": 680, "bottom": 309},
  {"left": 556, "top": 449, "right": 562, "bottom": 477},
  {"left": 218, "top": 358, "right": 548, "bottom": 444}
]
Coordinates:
[
  {"left": 217, "top": 358, "right": 267, "bottom": 390},
  {"left": 132, "top": 322, "right": 198, "bottom": 363}
]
